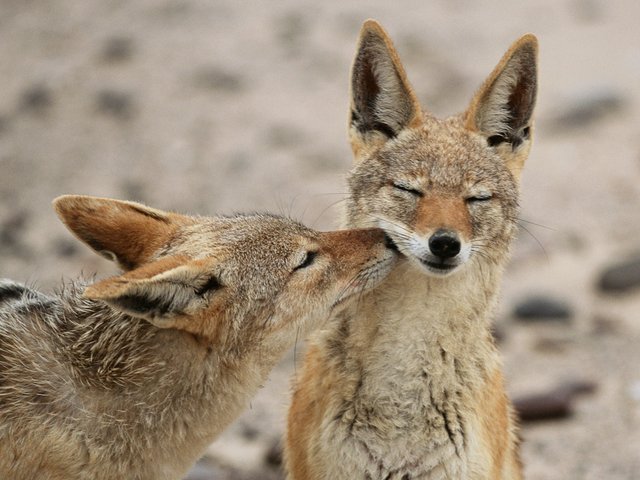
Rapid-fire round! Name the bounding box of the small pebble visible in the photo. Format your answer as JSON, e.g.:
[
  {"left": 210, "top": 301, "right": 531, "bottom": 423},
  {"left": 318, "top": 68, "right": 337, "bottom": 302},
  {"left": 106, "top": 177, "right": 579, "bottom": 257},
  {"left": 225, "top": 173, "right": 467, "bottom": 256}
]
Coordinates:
[
  {"left": 533, "top": 335, "right": 573, "bottom": 353},
  {"left": 96, "top": 89, "right": 134, "bottom": 119},
  {"left": 0, "top": 211, "right": 29, "bottom": 248},
  {"left": 597, "top": 257, "right": 640, "bottom": 293},
  {"left": 192, "top": 66, "right": 244, "bottom": 93},
  {"left": 514, "top": 380, "right": 597, "bottom": 422},
  {"left": 550, "top": 88, "right": 624, "bottom": 129},
  {"left": 513, "top": 390, "right": 573, "bottom": 421},
  {"left": 265, "top": 438, "right": 283, "bottom": 467},
  {"left": 101, "top": 36, "right": 134, "bottom": 62},
  {"left": 591, "top": 315, "right": 620, "bottom": 335},
  {"left": 53, "top": 238, "right": 79, "bottom": 258},
  {"left": 240, "top": 424, "right": 260, "bottom": 441},
  {"left": 513, "top": 296, "right": 573, "bottom": 322},
  {"left": 20, "top": 83, "right": 53, "bottom": 112}
]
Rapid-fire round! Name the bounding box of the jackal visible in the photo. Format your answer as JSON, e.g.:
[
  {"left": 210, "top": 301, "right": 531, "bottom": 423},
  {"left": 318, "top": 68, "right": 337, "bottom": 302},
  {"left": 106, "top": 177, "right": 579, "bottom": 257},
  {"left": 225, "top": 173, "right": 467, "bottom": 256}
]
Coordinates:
[
  {"left": 0, "top": 195, "right": 397, "bottom": 480},
  {"left": 286, "top": 20, "right": 537, "bottom": 479}
]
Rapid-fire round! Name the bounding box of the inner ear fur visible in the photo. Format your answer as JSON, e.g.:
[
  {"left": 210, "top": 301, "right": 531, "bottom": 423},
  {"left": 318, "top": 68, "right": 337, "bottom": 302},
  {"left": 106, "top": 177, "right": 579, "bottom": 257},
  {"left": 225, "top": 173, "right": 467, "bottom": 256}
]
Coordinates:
[
  {"left": 84, "top": 256, "right": 221, "bottom": 325},
  {"left": 54, "top": 195, "right": 188, "bottom": 271},
  {"left": 349, "top": 19, "right": 423, "bottom": 159},
  {"left": 465, "top": 34, "right": 538, "bottom": 149}
]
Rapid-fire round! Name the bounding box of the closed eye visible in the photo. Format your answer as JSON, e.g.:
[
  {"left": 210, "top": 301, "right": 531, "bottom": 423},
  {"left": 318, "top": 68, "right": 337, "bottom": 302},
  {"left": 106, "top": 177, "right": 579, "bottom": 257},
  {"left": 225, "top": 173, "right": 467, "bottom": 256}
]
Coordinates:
[
  {"left": 294, "top": 251, "right": 317, "bottom": 271},
  {"left": 195, "top": 276, "right": 221, "bottom": 296},
  {"left": 466, "top": 193, "right": 493, "bottom": 203},
  {"left": 392, "top": 182, "right": 423, "bottom": 197}
]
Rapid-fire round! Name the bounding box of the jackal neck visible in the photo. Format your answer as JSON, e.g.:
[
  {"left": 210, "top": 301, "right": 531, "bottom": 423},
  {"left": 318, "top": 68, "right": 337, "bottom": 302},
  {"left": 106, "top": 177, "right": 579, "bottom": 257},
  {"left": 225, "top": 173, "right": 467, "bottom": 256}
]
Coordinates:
[{"left": 328, "top": 258, "right": 505, "bottom": 403}]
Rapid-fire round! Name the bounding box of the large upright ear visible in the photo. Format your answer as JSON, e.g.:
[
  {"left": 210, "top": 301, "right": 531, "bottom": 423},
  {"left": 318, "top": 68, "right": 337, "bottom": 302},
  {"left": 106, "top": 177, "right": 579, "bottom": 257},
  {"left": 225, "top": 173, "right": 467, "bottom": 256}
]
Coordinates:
[
  {"left": 465, "top": 34, "right": 538, "bottom": 177},
  {"left": 349, "top": 19, "right": 423, "bottom": 160},
  {"left": 53, "top": 195, "right": 187, "bottom": 271},
  {"left": 84, "top": 255, "right": 222, "bottom": 328}
]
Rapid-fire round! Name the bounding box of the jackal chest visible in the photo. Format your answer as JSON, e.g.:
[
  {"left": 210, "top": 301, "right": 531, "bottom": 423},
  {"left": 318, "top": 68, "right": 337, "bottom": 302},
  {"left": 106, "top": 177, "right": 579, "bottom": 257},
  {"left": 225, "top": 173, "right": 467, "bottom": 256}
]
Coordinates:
[{"left": 318, "top": 384, "right": 470, "bottom": 480}]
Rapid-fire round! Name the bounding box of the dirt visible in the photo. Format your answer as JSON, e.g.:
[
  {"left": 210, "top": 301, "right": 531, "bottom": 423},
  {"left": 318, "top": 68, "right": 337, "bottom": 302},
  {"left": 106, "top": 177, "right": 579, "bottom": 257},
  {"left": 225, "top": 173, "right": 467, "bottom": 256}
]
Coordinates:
[{"left": 1, "top": 1, "right": 639, "bottom": 478}]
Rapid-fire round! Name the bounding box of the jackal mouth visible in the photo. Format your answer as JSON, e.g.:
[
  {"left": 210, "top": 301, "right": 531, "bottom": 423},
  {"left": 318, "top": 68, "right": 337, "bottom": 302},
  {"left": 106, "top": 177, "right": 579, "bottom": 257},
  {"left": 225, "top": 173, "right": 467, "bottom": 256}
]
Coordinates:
[{"left": 419, "top": 258, "right": 459, "bottom": 275}]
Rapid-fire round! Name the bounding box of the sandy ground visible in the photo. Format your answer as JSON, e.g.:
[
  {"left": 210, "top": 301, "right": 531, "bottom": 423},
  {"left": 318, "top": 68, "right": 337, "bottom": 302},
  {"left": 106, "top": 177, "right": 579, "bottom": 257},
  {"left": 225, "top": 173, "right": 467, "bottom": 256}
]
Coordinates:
[{"left": 1, "top": 1, "right": 640, "bottom": 478}]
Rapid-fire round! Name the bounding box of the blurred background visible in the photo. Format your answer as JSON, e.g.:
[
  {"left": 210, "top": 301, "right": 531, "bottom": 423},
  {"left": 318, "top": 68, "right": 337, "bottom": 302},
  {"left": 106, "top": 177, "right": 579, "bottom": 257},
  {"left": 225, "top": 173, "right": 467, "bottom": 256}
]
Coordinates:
[{"left": 1, "top": 1, "right": 640, "bottom": 478}]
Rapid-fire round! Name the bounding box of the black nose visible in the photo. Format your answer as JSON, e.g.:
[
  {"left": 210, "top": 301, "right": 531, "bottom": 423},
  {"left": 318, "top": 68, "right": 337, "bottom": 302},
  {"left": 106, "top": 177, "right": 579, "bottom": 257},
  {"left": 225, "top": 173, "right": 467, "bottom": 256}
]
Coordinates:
[{"left": 428, "top": 229, "right": 461, "bottom": 259}]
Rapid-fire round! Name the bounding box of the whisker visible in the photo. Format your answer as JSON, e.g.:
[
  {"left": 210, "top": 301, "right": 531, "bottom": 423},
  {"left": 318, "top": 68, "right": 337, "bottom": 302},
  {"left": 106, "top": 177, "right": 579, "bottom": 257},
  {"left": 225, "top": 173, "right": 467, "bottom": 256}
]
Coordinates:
[
  {"left": 364, "top": 213, "right": 415, "bottom": 237},
  {"left": 311, "top": 197, "right": 348, "bottom": 227},
  {"left": 515, "top": 217, "right": 556, "bottom": 231},
  {"left": 517, "top": 222, "right": 549, "bottom": 261}
]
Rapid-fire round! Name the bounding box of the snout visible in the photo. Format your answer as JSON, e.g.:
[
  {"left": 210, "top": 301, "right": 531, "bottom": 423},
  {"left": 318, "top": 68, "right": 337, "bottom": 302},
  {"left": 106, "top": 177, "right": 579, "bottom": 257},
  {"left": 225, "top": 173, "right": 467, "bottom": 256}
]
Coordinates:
[{"left": 418, "top": 229, "right": 470, "bottom": 276}]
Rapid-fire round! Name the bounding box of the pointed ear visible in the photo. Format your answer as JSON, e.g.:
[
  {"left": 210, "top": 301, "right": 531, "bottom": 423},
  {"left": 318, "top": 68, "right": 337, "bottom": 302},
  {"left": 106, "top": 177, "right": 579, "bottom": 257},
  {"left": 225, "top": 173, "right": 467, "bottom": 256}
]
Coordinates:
[
  {"left": 54, "top": 195, "right": 187, "bottom": 270},
  {"left": 348, "top": 19, "right": 423, "bottom": 160},
  {"left": 465, "top": 34, "right": 538, "bottom": 177},
  {"left": 84, "top": 255, "right": 222, "bottom": 327}
]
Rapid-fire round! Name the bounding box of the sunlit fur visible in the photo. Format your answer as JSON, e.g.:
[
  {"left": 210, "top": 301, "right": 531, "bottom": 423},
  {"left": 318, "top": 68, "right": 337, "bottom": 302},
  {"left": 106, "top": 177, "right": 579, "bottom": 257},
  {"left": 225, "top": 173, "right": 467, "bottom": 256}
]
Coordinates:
[
  {"left": 0, "top": 195, "right": 396, "bottom": 480},
  {"left": 286, "top": 20, "right": 537, "bottom": 479}
]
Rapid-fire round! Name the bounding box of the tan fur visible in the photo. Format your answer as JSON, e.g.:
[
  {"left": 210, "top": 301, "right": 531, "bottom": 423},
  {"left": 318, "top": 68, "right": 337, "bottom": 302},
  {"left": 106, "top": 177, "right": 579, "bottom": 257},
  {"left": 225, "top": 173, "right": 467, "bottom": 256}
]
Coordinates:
[
  {"left": 0, "top": 195, "right": 397, "bottom": 480},
  {"left": 415, "top": 195, "right": 472, "bottom": 241},
  {"left": 286, "top": 20, "right": 537, "bottom": 479}
]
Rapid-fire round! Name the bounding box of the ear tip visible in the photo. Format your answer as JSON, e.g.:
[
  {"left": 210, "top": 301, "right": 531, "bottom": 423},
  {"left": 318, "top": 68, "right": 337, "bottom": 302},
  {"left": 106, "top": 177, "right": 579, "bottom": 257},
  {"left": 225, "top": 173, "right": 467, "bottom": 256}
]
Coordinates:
[
  {"left": 360, "top": 18, "right": 387, "bottom": 38},
  {"left": 362, "top": 18, "right": 382, "bottom": 29},
  {"left": 515, "top": 33, "right": 539, "bottom": 54},
  {"left": 52, "top": 194, "right": 81, "bottom": 221},
  {"left": 53, "top": 194, "right": 96, "bottom": 215}
]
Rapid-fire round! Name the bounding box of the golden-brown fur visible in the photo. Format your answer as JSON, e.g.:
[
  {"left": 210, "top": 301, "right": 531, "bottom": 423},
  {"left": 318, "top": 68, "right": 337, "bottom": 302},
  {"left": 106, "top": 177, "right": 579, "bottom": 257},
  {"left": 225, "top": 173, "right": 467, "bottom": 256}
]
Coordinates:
[
  {"left": 286, "top": 20, "right": 537, "bottom": 479},
  {"left": 0, "top": 195, "right": 397, "bottom": 480}
]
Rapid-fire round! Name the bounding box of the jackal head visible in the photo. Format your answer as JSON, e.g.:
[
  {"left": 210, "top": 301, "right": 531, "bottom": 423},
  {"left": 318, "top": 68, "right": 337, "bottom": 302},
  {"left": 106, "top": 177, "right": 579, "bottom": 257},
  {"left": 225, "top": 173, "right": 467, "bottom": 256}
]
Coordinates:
[
  {"left": 345, "top": 20, "right": 537, "bottom": 277},
  {"left": 54, "top": 195, "right": 396, "bottom": 350}
]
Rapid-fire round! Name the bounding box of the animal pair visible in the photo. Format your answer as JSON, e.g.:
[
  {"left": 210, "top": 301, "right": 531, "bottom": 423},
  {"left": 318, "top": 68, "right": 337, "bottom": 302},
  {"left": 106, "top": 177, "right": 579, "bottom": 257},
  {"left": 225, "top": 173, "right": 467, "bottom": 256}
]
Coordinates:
[{"left": 0, "top": 17, "right": 538, "bottom": 480}]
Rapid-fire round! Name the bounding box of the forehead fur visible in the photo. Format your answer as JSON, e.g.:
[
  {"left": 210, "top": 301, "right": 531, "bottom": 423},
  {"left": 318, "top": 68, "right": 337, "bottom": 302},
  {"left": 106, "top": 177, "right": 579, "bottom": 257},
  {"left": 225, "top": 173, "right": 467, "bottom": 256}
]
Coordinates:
[
  {"left": 167, "top": 214, "right": 314, "bottom": 277},
  {"left": 352, "top": 115, "right": 517, "bottom": 193}
]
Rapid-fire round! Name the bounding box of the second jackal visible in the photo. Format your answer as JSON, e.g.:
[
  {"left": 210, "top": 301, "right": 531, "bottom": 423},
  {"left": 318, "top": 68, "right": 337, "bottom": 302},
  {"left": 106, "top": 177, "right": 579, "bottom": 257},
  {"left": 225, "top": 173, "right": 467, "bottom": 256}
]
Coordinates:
[{"left": 286, "top": 20, "right": 538, "bottom": 479}]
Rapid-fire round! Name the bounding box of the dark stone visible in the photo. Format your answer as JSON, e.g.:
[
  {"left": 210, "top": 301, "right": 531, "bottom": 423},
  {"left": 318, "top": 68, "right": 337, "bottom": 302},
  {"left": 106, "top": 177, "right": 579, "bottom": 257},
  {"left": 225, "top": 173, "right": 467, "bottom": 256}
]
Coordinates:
[
  {"left": 597, "top": 257, "right": 640, "bottom": 293},
  {"left": 119, "top": 179, "right": 147, "bottom": 203},
  {"left": 20, "top": 83, "right": 53, "bottom": 111},
  {"left": 513, "top": 390, "right": 572, "bottom": 421},
  {"left": 514, "top": 380, "right": 597, "bottom": 423},
  {"left": 192, "top": 66, "right": 244, "bottom": 93},
  {"left": 96, "top": 89, "right": 135, "bottom": 119},
  {"left": 265, "top": 438, "right": 283, "bottom": 467},
  {"left": 550, "top": 88, "right": 624, "bottom": 129},
  {"left": 0, "top": 211, "right": 29, "bottom": 248},
  {"left": 101, "top": 36, "right": 134, "bottom": 62},
  {"left": 240, "top": 423, "right": 260, "bottom": 440},
  {"left": 53, "top": 238, "right": 79, "bottom": 258},
  {"left": 513, "top": 296, "right": 572, "bottom": 322},
  {"left": 533, "top": 335, "right": 573, "bottom": 353},
  {"left": 591, "top": 315, "right": 620, "bottom": 335}
]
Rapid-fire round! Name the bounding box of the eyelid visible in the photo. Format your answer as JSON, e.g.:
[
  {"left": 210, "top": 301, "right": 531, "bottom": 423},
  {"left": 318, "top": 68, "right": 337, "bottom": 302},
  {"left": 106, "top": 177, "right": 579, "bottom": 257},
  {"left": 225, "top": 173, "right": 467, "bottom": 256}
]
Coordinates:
[
  {"left": 293, "top": 250, "right": 318, "bottom": 271},
  {"left": 466, "top": 192, "right": 493, "bottom": 202},
  {"left": 391, "top": 181, "right": 423, "bottom": 197}
]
